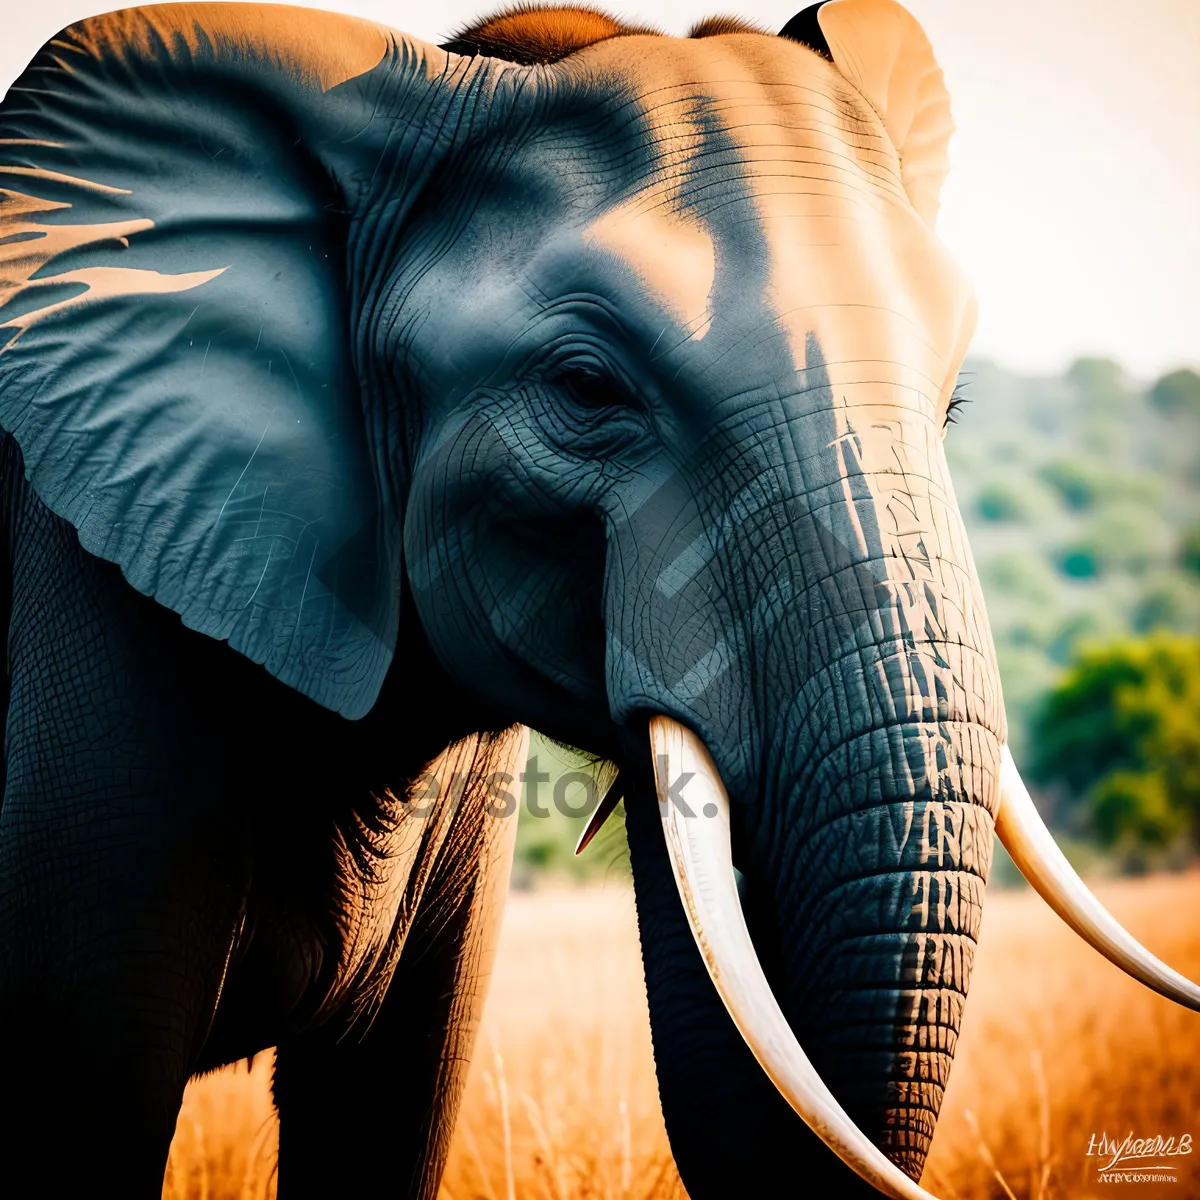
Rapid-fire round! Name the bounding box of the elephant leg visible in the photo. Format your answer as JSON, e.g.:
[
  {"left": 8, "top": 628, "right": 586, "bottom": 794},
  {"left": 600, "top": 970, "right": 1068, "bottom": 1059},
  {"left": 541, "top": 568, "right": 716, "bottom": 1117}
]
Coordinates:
[
  {"left": 0, "top": 491, "right": 253, "bottom": 1196},
  {"left": 273, "top": 778, "right": 518, "bottom": 1200}
]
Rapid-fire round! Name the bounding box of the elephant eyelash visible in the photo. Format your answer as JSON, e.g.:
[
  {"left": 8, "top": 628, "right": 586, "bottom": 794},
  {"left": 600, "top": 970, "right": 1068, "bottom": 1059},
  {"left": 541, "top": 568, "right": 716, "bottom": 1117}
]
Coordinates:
[{"left": 943, "top": 378, "right": 972, "bottom": 429}]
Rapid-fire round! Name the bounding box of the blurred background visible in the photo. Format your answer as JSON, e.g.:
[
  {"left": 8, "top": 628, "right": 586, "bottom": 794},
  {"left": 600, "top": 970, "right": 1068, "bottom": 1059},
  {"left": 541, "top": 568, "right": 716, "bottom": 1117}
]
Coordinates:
[{"left": 3, "top": 3, "right": 1198, "bottom": 1197}]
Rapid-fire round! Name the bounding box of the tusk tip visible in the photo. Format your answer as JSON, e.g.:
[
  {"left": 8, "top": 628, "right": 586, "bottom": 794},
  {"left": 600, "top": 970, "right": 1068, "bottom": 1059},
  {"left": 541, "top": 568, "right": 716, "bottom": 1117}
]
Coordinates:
[
  {"left": 574, "top": 775, "right": 623, "bottom": 855},
  {"left": 996, "top": 745, "right": 1200, "bottom": 1013}
]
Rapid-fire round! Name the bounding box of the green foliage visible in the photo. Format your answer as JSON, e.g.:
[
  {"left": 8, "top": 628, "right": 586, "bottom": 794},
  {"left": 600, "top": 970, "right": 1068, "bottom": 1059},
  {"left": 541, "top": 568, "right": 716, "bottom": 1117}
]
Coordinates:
[
  {"left": 1149, "top": 368, "right": 1200, "bottom": 417},
  {"left": 1093, "top": 504, "right": 1169, "bottom": 573},
  {"left": 1067, "top": 357, "right": 1126, "bottom": 394},
  {"left": 1066, "top": 357, "right": 1134, "bottom": 416},
  {"left": 1133, "top": 574, "right": 1200, "bottom": 633},
  {"left": 1045, "top": 609, "right": 1118, "bottom": 665},
  {"left": 1182, "top": 526, "right": 1200, "bottom": 577},
  {"left": 946, "top": 355, "right": 1200, "bottom": 778},
  {"left": 975, "top": 482, "right": 1025, "bottom": 523},
  {"left": 1030, "top": 634, "right": 1200, "bottom": 852},
  {"left": 1135, "top": 588, "right": 1185, "bottom": 633},
  {"left": 980, "top": 551, "right": 1055, "bottom": 602},
  {"left": 1056, "top": 541, "right": 1103, "bottom": 580},
  {"left": 1039, "top": 459, "right": 1099, "bottom": 511}
]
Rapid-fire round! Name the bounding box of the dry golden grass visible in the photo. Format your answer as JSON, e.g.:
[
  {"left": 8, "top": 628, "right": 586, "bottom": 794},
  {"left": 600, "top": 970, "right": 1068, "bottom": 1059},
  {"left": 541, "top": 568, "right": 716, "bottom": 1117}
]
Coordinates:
[
  {"left": 167, "top": 872, "right": 1200, "bottom": 1200},
  {"left": 923, "top": 871, "right": 1200, "bottom": 1200}
]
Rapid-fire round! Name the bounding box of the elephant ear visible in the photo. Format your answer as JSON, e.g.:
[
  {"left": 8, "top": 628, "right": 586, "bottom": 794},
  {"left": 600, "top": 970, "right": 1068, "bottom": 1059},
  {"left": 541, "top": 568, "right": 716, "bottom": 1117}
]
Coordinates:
[
  {"left": 0, "top": 5, "right": 441, "bottom": 719},
  {"left": 781, "top": 0, "right": 954, "bottom": 227}
]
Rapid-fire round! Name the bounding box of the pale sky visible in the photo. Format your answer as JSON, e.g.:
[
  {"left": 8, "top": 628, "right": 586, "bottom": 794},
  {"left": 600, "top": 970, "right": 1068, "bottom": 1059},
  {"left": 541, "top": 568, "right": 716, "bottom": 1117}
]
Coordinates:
[{"left": 3, "top": 0, "right": 1197, "bottom": 380}]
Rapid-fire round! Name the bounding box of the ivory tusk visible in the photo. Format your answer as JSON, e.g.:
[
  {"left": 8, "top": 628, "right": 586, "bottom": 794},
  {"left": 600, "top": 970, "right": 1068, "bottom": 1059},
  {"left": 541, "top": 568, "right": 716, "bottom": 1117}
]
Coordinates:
[
  {"left": 995, "top": 744, "right": 1200, "bottom": 1011},
  {"left": 649, "top": 715, "right": 940, "bottom": 1200},
  {"left": 575, "top": 774, "right": 624, "bottom": 855}
]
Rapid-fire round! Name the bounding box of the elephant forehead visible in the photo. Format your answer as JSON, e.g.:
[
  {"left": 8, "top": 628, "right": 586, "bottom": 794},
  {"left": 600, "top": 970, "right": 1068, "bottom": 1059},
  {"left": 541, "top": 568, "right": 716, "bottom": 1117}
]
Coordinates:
[
  {"left": 582, "top": 204, "right": 715, "bottom": 339},
  {"left": 570, "top": 34, "right": 973, "bottom": 413}
]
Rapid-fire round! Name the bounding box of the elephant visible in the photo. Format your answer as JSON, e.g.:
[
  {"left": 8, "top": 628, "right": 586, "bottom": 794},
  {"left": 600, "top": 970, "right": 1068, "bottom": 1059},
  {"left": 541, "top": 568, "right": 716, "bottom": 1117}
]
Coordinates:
[{"left": 0, "top": 2, "right": 1195, "bottom": 1197}]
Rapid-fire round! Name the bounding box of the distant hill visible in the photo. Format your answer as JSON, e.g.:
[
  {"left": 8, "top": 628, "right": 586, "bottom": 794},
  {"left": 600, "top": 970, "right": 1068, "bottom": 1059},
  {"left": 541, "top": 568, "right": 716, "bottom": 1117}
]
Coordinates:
[{"left": 945, "top": 357, "right": 1200, "bottom": 760}]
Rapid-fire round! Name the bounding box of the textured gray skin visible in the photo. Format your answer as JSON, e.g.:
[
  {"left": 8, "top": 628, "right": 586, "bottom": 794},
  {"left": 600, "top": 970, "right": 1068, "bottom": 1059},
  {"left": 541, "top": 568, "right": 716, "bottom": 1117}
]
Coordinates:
[
  {"left": 0, "top": 432, "right": 517, "bottom": 1196},
  {"left": 0, "top": 7, "right": 1004, "bottom": 1197}
]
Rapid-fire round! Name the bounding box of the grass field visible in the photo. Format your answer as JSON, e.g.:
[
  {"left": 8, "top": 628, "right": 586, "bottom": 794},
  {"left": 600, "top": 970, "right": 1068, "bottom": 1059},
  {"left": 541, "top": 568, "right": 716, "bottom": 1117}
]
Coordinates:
[{"left": 165, "top": 872, "right": 1200, "bottom": 1200}]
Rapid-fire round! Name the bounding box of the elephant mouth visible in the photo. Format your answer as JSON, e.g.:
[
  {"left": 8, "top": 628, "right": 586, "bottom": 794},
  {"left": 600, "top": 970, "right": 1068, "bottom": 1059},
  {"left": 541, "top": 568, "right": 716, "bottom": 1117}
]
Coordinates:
[{"left": 615, "top": 714, "right": 1200, "bottom": 1200}]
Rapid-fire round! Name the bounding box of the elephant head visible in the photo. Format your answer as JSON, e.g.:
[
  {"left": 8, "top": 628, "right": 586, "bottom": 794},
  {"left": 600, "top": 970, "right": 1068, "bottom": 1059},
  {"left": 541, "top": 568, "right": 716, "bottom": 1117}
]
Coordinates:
[{"left": 1, "top": 3, "right": 1195, "bottom": 1196}]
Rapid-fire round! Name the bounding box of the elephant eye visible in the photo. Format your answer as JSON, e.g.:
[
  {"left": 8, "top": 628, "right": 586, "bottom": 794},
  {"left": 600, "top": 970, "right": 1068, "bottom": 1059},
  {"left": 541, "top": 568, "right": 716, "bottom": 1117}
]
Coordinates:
[{"left": 557, "top": 366, "right": 622, "bottom": 412}]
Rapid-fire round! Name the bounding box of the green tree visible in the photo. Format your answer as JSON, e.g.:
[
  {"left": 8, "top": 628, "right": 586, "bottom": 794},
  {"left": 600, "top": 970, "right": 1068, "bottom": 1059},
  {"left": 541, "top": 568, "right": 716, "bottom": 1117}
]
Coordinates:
[
  {"left": 1182, "top": 525, "right": 1200, "bottom": 576},
  {"left": 1149, "top": 368, "right": 1200, "bottom": 418},
  {"left": 1038, "top": 458, "right": 1099, "bottom": 511},
  {"left": 1030, "top": 634, "right": 1200, "bottom": 851},
  {"left": 975, "top": 482, "right": 1025, "bottom": 523},
  {"left": 1066, "top": 356, "right": 1132, "bottom": 416},
  {"left": 1054, "top": 540, "right": 1104, "bottom": 580}
]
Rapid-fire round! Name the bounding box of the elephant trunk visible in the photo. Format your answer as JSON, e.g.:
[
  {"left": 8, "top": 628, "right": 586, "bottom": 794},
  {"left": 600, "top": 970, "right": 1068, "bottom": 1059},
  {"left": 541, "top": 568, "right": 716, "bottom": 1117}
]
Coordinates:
[
  {"left": 648, "top": 716, "right": 950, "bottom": 1200},
  {"left": 773, "top": 724, "right": 997, "bottom": 1184},
  {"left": 611, "top": 398, "right": 1005, "bottom": 1194},
  {"left": 765, "top": 706, "right": 999, "bottom": 1183},
  {"left": 625, "top": 676, "right": 1000, "bottom": 1197}
]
